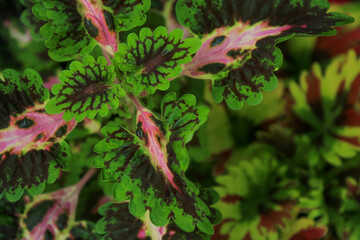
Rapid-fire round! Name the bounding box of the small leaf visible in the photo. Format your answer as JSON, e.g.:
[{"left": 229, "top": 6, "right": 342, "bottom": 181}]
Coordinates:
[
  {"left": 94, "top": 93, "right": 214, "bottom": 234},
  {"left": 114, "top": 27, "right": 201, "bottom": 95},
  {"left": 0, "top": 69, "right": 76, "bottom": 201},
  {"left": 46, "top": 55, "right": 125, "bottom": 122},
  {"left": 176, "top": 0, "right": 354, "bottom": 109}
]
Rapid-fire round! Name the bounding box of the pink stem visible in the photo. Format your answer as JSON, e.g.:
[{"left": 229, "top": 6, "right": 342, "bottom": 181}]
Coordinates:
[
  {"left": 102, "top": 48, "right": 113, "bottom": 62},
  {"left": 99, "top": 33, "right": 145, "bottom": 116},
  {"left": 128, "top": 94, "right": 144, "bottom": 112}
]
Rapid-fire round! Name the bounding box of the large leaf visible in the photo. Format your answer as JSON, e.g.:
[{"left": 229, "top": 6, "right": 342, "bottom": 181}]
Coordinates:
[
  {"left": 0, "top": 69, "right": 76, "bottom": 202},
  {"left": 114, "top": 27, "right": 201, "bottom": 95},
  {"left": 288, "top": 50, "right": 360, "bottom": 166},
  {"left": 94, "top": 93, "right": 215, "bottom": 234},
  {"left": 46, "top": 55, "right": 125, "bottom": 122},
  {"left": 31, "top": 0, "right": 150, "bottom": 61},
  {"left": 95, "top": 188, "right": 221, "bottom": 239},
  {"left": 176, "top": 0, "right": 354, "bottom": 109},
  {"left": 32, "top": 0, "right": 97, "bottom": 61},
  {"left": 18, "top": 169, "right": 98, "bottom": 239}
]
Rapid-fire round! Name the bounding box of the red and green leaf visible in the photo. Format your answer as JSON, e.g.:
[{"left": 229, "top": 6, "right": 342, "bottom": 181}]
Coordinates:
[
  {"left": 45, "top": 55, "right": 125, "bottom": 122},
  {"left": 290, "top": 227, "right": 327, "bottom": 240},
  {"left": 18, "top": 169, "right": 98, "bottom": 239},
  {"left": 114, "top": 27, "right": 201, "bottom": 95},
  {"left": 0, "top": 69, "right": 76, "bottom": 202},
  {"left": 94, "top": 93, "right": 214, "bottom": 234},
  {"left": 31, "top": 0, "right": 150, "bottom": 61},
  {"left": 281, "top": 218, "right": 327, "bottom": 240},
  {"left": 79, "top": 0, "right": 119, "bottom": 54},
  {"left": 288, "top": 50, "right": 360, "bottom": 165},
  {"left": 176, "top": 0, "right": 353, "bottom": 109}
]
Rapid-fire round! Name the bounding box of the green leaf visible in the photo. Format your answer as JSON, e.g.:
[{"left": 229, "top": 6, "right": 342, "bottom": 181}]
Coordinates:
[
  {"left": 114, "top": 27, "right": 201, "bottom": 95},
  {"left": 68, "top": 221, "right": 100, "bottom": 240},
  {"left": 96, "top": 188, "right": 221, "bottom": 239},
  {"left": 94, "top": 93, "right": 214, "bottom": 234},
  {"left": 163, "top": 188, "right": 222, "bottom": 239},
  {"left": 298, "top": 179, "right": 342, "bottom": 229},
  {"left": 288, "top": 50, "right": 360, "bottom": 165},
  {"left": 20, "top": 0, "right": 45, "bottom": 41},
  {"left": 101, "top": 0, "right": 151, "bottom": 32},
  {"left": 0, "top": 69, "right": 75, "bottom": 202},
  {"left": 33, "top": 0, "right": 97, "bottom": 61},
  {"left": 96, "top": 202, "right": 147, "bottom": 239},
  {"left": 176, "top": 0, "right": 354, "bottom": 109},
  {"left": 46, "top": 55, "right": 125, "bottom": 122}
]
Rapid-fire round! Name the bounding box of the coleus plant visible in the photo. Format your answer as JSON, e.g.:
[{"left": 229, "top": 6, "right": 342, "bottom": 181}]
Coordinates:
[
  {"left": 176, "top": 0, "right": 353, "bottom": 109},
  {"left": 214, "top": 153, "right": 300, "bottom": 240},
  {"left": 0, "top": 0, "right": 357, "bottom": 238},
  {"left": 287, "top": 50, "right": 360, "bottom": 166},
  {"left": 0, "top": 169, "right": 99, "bottom": 239},
  {"left": 0, "top": 68, "right": 76, "bottom": 201},
  {"left": 93, "top": 93, "right": 214, "bottom": 234},
  {"left": 95, "top": 188, "right": 221, "bottom": 239},
  {"left": 18, "top": 169, "right": 98, "bottom": 239}
]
